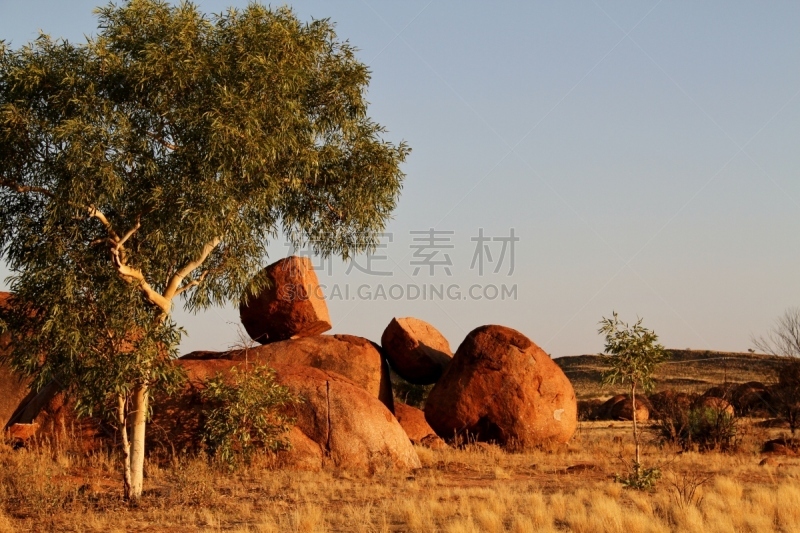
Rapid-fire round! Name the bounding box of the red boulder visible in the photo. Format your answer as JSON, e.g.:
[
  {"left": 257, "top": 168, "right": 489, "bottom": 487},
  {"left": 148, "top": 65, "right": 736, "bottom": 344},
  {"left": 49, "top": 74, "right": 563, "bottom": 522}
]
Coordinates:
[
  {"left": 694, "top": 396, "right": 735, "bottom": 417},
  {"left": 599, "top": 394, "right": 651, "bottom": 422},
  {"left": 4, "top": 381, "right": 107, "bottom": 452},
  {"left": 424, "top": 325, "right": 577, "bottom": 448},
  {"left": 732, "top": 381, "right": 771, "bottom": 415},
  {"left": 649, "top": 390, "right": 694, "bottom": 419},
  {"left": 156, "top": 360, "right": 420, "bottom": 472},
  {"left": 762, "top": 438, "right": 800, "bottom": 456},
  {"left": 239, "top": 256, "right": 331, "bottom": 344},
  {"left": 182, "top": 334, "right": 393, "bottom": 411},
  {"left": 394, "top": 401, "right": 446, "bottom": 449},
  {"left": 381, "top": 317, "right": 452, "bottom": 385},
  {"left": 0, "top": 292, "right": 33, "bottom": 429}
]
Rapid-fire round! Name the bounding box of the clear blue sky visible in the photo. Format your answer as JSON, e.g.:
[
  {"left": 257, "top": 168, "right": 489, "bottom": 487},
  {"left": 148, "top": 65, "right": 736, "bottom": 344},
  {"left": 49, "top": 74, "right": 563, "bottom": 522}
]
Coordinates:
[{"left": 1, "top": 1, "right": 799, "bottom": 357}]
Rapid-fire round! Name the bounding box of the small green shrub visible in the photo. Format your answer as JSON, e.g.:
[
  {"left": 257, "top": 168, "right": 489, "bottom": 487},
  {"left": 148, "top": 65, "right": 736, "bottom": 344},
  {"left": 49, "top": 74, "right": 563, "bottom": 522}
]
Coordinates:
[
  {"left": 654, "top": 402, "right": 737, "bottom": 451},
  {"left": 653, "top": 397, "right": 691, "bottom": 447},
  {"left": 200, "top": 364, "right": 301, "bottom": 469},
  {"left": 615, "top": 464, "right": 661, "bottom": 491},
  {"left": 687, "top": 407, "right": 737, "bottom": 450}
]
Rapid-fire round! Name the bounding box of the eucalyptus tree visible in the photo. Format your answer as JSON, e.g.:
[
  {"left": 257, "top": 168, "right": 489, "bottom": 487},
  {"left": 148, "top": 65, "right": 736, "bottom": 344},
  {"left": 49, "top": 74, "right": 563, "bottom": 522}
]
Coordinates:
[
  {"left": 599, "top": 312, "right": 666, "bottom": 478},
  {"left": 0, "top": 0, "right": 408, "bottom": 500}
]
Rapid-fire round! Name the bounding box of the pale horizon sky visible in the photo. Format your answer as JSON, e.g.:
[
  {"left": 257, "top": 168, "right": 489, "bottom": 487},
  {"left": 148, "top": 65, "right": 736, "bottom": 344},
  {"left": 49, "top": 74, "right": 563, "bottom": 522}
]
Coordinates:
[{"left": 1, "top": 1, "right": 798, "bottom": 358}]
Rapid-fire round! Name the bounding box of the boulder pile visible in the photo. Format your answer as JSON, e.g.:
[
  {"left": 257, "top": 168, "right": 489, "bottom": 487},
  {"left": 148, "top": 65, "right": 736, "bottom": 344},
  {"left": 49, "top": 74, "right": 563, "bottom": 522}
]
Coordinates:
[
  {"left": 1, "top": 256, "right": 580, "bottom": 468},
  {"left": 151, "top": 360, "right": 419, "bottom": 471}
]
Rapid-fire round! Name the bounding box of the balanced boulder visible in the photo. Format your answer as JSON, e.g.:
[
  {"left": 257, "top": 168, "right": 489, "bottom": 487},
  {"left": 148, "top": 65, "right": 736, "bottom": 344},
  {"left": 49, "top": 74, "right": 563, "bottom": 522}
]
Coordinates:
[
  {"left": 424, "top": 325, "right": 577, "bottom": 448},
  {"left": 381, "top": 317, "right": 452, "bottom": 384},
  {"left": 182, "top": 334, "right": 393, "bottom": 411},
  {"left": 239, "top": 256, "right": 331, "bottom": 344}
]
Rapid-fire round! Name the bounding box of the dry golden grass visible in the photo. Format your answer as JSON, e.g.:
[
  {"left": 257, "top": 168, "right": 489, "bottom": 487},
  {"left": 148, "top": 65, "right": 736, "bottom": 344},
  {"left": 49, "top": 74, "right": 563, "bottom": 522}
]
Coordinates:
[{"left": 1, "top": 419, "right": 799, "bottom": 532}]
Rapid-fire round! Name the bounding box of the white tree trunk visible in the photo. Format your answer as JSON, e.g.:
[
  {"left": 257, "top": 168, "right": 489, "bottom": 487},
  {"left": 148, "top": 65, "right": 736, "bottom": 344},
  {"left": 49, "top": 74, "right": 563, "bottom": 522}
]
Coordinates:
[
  {"left": 113, "top": 238, "right": 216, "bottom": 499},
  {"left": 118, "top": 395, "right": 132, "bottom": 499},
  {"left": 129, "top": 384, "right": 148, "bottom": 500},
  {"left": 631, "top": 383, "right": 640, "bottom": 472}
]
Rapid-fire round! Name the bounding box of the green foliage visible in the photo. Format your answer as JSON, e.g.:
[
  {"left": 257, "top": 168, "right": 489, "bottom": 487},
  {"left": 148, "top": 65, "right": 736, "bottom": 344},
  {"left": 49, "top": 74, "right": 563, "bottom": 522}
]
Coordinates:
[
  {"left": 0, "top": 0, "right": 405, "bottom": 441},
  {"left": 0, "top": 1, "right": 408, "bottom": 312},
  {"left": 615, "top": 464, "right": 661, "bottom": 491},
  {"left": 688, "top": 407, "right": 737, "bottom": 451},
  {"left": 598, "top": 312, "right": 667, "bottom": 393},
  {"left": 654, "top": 403, "right": 737, "bottom": 451},
  {"left": 0, "top": 273, "right": 183, "bottom": 421},
  {"left": 200, "top": 364, "right": 300, "bottom": 469}
]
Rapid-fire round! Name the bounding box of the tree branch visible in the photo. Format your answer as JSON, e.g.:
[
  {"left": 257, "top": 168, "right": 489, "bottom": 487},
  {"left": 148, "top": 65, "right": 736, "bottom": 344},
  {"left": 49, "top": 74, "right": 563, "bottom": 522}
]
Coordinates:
[
  {"left": 88, "top": 206, "right": 120, "bottom": 241},
  {"left": 87, "top": 210, "right": 166, "bottom": 313},
  {"left": 325, "top": 200, "right": 343, "bottom": 221},
  {"left": 0, "top": 179, "right": 54, "bottom": 197},
  {"left": 115, "top": 217, "right": 141, "bottom": 252},
  {"left": 3, "top": 179, "right": 168, "bottom": 316},
  {"left": 163, "top": 237, "right": 221, "bottom": 301},
  {"left": 146, "top": 131, "right": 178, "bottom": 151},
  {"left": 112, "top": 252, "right": 171, "bottom": 314},
  {"left": 173, "top": 270, "right": 209, "bottom": 297},
  {"left": 90, "top": 237, "right": 116, "bottom": 247}
]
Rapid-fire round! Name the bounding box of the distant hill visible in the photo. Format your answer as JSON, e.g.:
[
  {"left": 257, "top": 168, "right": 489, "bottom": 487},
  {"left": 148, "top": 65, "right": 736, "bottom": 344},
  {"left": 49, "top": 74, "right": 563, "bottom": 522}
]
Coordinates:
[{"left": 555, "top": 349, "right": 788, "bottom": 399}]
